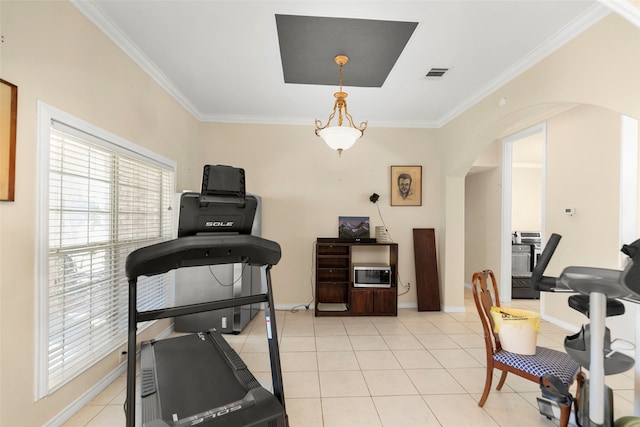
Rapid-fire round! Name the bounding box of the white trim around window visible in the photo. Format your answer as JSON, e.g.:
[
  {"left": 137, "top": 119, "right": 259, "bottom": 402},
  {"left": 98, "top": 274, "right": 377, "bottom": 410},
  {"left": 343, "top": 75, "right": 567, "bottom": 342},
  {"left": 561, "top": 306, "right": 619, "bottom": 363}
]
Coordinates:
[{"left": 35, "top": 102, "right": 176, "bottom": 399}]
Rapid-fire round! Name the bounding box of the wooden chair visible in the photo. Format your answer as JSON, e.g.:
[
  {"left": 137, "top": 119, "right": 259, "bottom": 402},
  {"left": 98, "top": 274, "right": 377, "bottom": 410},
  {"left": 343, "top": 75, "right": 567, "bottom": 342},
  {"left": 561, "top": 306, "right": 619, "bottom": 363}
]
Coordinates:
[{"left": 472, "top": 269, "right": 580, "bottom": 426}]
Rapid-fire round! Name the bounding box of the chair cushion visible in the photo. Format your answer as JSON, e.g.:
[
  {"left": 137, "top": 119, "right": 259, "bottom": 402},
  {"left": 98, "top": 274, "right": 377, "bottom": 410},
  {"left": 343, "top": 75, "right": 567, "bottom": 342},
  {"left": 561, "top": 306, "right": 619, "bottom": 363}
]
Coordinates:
[{"left": 493, "top": 346, "right": 579, "bottom": 385}]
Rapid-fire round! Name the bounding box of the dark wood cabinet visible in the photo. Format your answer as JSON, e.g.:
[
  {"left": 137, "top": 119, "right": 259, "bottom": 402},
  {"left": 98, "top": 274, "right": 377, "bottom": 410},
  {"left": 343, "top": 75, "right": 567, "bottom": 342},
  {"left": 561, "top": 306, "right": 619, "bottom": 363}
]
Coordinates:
[
  {"left": 350, "top": 288, "right": 397, "bottom": 314},
  {"left": 349, "top": 289, "right": 374, "bottom": 314},
  {"left": 374, "top": 288, "right": 398, "bottom": 314},
  {"left": 315, "top": 239, "right": 398, "bottom": 316}
]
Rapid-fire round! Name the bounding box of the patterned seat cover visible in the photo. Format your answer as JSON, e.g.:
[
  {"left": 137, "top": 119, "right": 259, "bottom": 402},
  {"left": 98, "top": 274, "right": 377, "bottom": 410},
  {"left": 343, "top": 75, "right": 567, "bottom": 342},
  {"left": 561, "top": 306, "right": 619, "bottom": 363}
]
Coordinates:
[{"left": 493, "top": 346, "right": 579, "bottom": 384}]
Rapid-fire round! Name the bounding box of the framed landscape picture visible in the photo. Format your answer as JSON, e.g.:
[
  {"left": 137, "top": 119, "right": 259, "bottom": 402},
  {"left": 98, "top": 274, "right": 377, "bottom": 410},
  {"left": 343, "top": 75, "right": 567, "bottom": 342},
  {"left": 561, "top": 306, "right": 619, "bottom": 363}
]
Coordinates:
[
  {"left": 338, "top": 216, "right": 370, "bottom": 239},
  {"left": 390, "top": 165, "right": 422, "bottom": 206}
]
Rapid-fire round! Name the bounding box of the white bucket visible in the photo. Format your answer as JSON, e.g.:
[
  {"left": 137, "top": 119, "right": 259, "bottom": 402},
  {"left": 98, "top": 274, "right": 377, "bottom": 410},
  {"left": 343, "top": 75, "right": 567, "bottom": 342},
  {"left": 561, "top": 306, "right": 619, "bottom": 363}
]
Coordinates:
[{"left": 490, "top": 307, "right": 540, "bottom": 355}]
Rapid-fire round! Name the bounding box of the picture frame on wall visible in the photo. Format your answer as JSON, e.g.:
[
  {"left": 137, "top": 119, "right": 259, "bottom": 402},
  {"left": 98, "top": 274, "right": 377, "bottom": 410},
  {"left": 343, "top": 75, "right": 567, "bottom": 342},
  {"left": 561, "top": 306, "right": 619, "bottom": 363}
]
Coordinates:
[
  {"left": 390, "top": 165, "right": 422, "bottom": 206},
  {"left": 0, "top": 79, "right": 17, "bottom": 202}
]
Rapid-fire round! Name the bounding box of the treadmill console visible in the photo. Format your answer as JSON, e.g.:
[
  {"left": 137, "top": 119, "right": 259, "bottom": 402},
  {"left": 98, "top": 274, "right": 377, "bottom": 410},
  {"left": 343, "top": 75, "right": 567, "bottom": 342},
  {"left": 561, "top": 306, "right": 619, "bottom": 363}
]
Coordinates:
[{"left": 177, "top": 165, "right": 257, "bottom": 237}]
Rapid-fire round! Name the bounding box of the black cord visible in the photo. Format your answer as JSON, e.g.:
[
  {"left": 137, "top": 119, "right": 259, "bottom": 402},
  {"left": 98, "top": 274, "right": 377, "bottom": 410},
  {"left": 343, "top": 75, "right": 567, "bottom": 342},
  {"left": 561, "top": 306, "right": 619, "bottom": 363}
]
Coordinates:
[
  {"left": 373, "top": 200, "right": 410, "bottom": 296},
  {"left": 207, "top": 263, "right": 248, "bottom": 287},
  {"left": 397, "top": 271, "right": 411, "bottom": 296},
  {"left": 374, "top": 202, "right": 394, "bottom": 243},
  {"left": 289, "top": 303, "right": 312, "bottom": 313}
]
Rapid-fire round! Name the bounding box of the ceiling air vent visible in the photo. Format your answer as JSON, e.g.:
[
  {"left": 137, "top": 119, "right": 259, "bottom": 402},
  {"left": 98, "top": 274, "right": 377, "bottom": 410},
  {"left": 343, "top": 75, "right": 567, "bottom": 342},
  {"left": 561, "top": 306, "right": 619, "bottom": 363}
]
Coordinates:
[{"left": 424, "top": 68, "right": 449, "bottom": 79}]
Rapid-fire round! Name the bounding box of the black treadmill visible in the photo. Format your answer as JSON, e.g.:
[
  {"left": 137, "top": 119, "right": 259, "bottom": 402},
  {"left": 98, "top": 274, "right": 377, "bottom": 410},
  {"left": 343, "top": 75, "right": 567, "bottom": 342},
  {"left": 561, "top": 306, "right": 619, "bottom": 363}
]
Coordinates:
[{"left": 125, "top": 165, "right": 287, "bottom": 427}]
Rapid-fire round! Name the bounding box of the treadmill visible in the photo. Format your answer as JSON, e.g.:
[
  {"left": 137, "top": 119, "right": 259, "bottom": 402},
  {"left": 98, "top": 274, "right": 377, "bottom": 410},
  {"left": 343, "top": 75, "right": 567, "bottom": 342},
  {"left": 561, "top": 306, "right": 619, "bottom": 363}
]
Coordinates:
[{"left": 125, "top": 165, "right": 288, "bottom": 427}]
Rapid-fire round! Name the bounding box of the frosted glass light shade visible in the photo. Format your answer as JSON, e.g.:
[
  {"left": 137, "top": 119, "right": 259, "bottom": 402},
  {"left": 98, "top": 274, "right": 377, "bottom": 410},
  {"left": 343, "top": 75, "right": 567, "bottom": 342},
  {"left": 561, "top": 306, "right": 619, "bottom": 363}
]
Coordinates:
[{"left": 318, "top": 126, "right": 362, "bottom": 153}]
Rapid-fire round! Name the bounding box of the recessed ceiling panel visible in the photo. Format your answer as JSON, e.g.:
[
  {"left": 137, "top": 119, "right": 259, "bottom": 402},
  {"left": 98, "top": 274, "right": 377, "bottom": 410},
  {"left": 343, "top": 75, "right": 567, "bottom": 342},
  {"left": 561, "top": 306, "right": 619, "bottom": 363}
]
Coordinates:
[{"left": 276, "top": 14, "right": 418, "bottom": 88}]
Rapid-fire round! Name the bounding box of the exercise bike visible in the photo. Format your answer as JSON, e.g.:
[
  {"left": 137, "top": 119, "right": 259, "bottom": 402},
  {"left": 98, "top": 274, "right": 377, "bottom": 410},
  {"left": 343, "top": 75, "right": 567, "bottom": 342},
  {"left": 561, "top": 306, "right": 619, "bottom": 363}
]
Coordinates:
[{"left": 531, "top": 233, "right": 640, "bottom": 427}]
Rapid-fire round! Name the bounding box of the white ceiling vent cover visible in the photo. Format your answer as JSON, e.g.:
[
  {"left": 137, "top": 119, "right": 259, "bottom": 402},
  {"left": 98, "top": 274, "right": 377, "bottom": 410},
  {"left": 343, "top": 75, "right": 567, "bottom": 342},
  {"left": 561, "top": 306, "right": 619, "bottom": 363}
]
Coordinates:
[{"left": 424, "top": 68, "right": 450, "bottom": 79}]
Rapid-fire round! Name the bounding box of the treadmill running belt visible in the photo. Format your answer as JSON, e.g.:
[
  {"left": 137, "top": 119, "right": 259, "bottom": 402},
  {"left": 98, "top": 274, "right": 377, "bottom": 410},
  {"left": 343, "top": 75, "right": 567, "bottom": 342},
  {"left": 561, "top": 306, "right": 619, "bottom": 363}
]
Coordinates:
[
  {"left": 141, "top": 331, "right": 286, "bottom": 426},
  {"left": 150, "top": 332, "right": 252, "bottom": 422}
]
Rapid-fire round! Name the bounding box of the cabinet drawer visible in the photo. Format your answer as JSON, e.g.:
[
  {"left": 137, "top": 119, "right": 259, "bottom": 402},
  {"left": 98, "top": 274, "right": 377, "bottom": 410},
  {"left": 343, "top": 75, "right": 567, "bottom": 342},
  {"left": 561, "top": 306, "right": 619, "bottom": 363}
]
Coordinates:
[
  {"left": 317, "top": 268, "right": 349, "bottom": 282},
  {"left": 316, "top": 283, "right": 348, "bottom": 303},
  {"left": 317, "top": 244, "right": 349, "bottom": 256},
  {"left": 317, "top": 256, "right": 349, "bottom": 269}
]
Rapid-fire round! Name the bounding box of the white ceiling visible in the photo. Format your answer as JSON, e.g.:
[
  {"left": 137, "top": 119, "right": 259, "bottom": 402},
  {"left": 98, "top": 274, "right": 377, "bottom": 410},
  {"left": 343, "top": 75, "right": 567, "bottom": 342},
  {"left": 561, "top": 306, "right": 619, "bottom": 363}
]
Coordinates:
[{"left": 74, "top": 1, "right": 611, "bottom": 128}]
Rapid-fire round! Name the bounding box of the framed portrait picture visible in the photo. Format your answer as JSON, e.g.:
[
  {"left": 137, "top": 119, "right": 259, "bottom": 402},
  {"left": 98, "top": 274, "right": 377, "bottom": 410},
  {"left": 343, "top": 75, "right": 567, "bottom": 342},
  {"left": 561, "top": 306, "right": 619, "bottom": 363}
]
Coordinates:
[
  {"left": 390, "top": 165, "right": 422, "bottom": 206},
  {"left": 0, "top": 79, "right": 17, "bottom": 201}
]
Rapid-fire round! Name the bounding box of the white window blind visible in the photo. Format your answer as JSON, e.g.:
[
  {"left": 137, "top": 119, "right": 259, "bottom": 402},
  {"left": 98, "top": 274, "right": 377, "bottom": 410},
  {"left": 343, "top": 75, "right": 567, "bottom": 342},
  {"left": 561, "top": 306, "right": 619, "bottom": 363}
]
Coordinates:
[{"left": 38, "top": 113, "right": 175, "bottom": 397}]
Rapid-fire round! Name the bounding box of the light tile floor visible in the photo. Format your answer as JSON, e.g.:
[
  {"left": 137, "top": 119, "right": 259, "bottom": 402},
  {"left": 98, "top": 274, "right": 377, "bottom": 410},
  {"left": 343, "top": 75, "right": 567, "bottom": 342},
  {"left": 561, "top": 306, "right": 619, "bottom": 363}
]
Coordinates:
[{"left": 62, "top": 289, "right": 636, "bottom": 426}]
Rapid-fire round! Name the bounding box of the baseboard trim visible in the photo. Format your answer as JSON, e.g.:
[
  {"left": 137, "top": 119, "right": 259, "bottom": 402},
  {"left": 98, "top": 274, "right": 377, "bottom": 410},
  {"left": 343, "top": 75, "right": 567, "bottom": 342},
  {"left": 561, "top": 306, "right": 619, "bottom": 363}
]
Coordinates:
[
  {"left": 275, "top": 302, "right": 464, "bottom": 312},
  {"left": 442, "top": 305, "right": 466, "bottom": 313},
  {"left": 43, "top": 364, "right": 127, "bottom": 427},
  {"left": 398, "top": 302, "right": 418, "bottom": 309},
  {"left": 539, "top": 312, "right": 580, "bottom": 333},
  {"left": 274, "top": 303, "right": 313, "bottom": 311},
  {"left": 44, "top": 323, "right": 174, "bottom": 427}
]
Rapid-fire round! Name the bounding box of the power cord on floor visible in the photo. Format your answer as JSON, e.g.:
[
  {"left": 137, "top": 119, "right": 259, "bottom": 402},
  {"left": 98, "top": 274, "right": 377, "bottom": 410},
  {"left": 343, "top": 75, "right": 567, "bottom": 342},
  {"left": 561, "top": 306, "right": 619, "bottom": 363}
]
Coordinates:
[{"left": 289, "top": 303, "right": 312, "bottom": 313}]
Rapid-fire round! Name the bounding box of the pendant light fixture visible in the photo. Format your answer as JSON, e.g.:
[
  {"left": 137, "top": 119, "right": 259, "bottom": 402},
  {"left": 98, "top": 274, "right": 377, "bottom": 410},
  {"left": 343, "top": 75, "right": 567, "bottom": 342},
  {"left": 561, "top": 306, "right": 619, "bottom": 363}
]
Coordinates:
[{"left": 314, "top": 55, "right": 367, "bottom": 156}]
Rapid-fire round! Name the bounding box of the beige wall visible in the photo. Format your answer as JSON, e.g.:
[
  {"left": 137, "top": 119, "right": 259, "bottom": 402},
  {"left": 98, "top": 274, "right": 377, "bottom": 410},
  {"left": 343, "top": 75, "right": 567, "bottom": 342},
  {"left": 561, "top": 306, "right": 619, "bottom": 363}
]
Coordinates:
[
  {"left": 465, "top": 165, "right": 502, "bottom": 280},
  {"left": 197, "top": 123, "right": 442, "bottom": 306},
  {"left": 0, "top": 2, "right": 200, "bottom": 426},
  {"left": 512, "top": 168, "right": 543, "bottom": 232},
  {"left": 543, "top": 105, "right": 623, "bottom": 327}
]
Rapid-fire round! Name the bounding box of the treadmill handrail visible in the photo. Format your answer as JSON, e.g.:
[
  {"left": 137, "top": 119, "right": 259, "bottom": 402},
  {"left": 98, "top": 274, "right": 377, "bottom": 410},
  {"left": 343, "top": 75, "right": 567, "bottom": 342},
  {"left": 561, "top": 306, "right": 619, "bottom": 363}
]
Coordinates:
[
  {"left": 531, "top": 233, "right": 562, "bottom": 291},
  {"left": 531, "top": 233, "right": 640, "bottom": 299},
  {"left": 621, "top": 238, "right": 640, "bottom": 297},
  {"left": 136, "top": 293, "right": 269, "bottom": 322},
  {"left": 126, "top": 234, "right": 281, "bottom": 279},
  {"left": 126, "top": 237, "right": 288, "bottom": 427}
]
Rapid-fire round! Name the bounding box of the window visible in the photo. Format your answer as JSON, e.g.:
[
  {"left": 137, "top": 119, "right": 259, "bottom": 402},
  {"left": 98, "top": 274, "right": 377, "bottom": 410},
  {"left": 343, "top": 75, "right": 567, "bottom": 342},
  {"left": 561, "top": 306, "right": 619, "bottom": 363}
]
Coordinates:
[{"left": 36, "top": 103, "right": 175, "bottom": 398}]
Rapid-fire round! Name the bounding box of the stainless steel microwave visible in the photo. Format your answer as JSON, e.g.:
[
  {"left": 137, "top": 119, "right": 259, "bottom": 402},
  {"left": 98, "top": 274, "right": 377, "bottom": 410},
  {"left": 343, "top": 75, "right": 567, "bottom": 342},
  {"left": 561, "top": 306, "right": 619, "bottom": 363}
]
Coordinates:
[{"left": 353, "top": 263, "right": 392, "bottom": 288}]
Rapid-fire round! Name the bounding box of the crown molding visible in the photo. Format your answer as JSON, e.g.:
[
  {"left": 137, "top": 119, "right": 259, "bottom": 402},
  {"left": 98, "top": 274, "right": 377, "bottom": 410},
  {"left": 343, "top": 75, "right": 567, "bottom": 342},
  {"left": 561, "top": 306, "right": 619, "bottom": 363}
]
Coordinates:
[
  {"left": 197, "top": 114, "right": 440, "bottom": 129},
  {"left": 599, "top": 0, "right": 640, "bottom": 28},
  {"left": 71, "top": 0, "right": 205, "bottom": 120}
]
